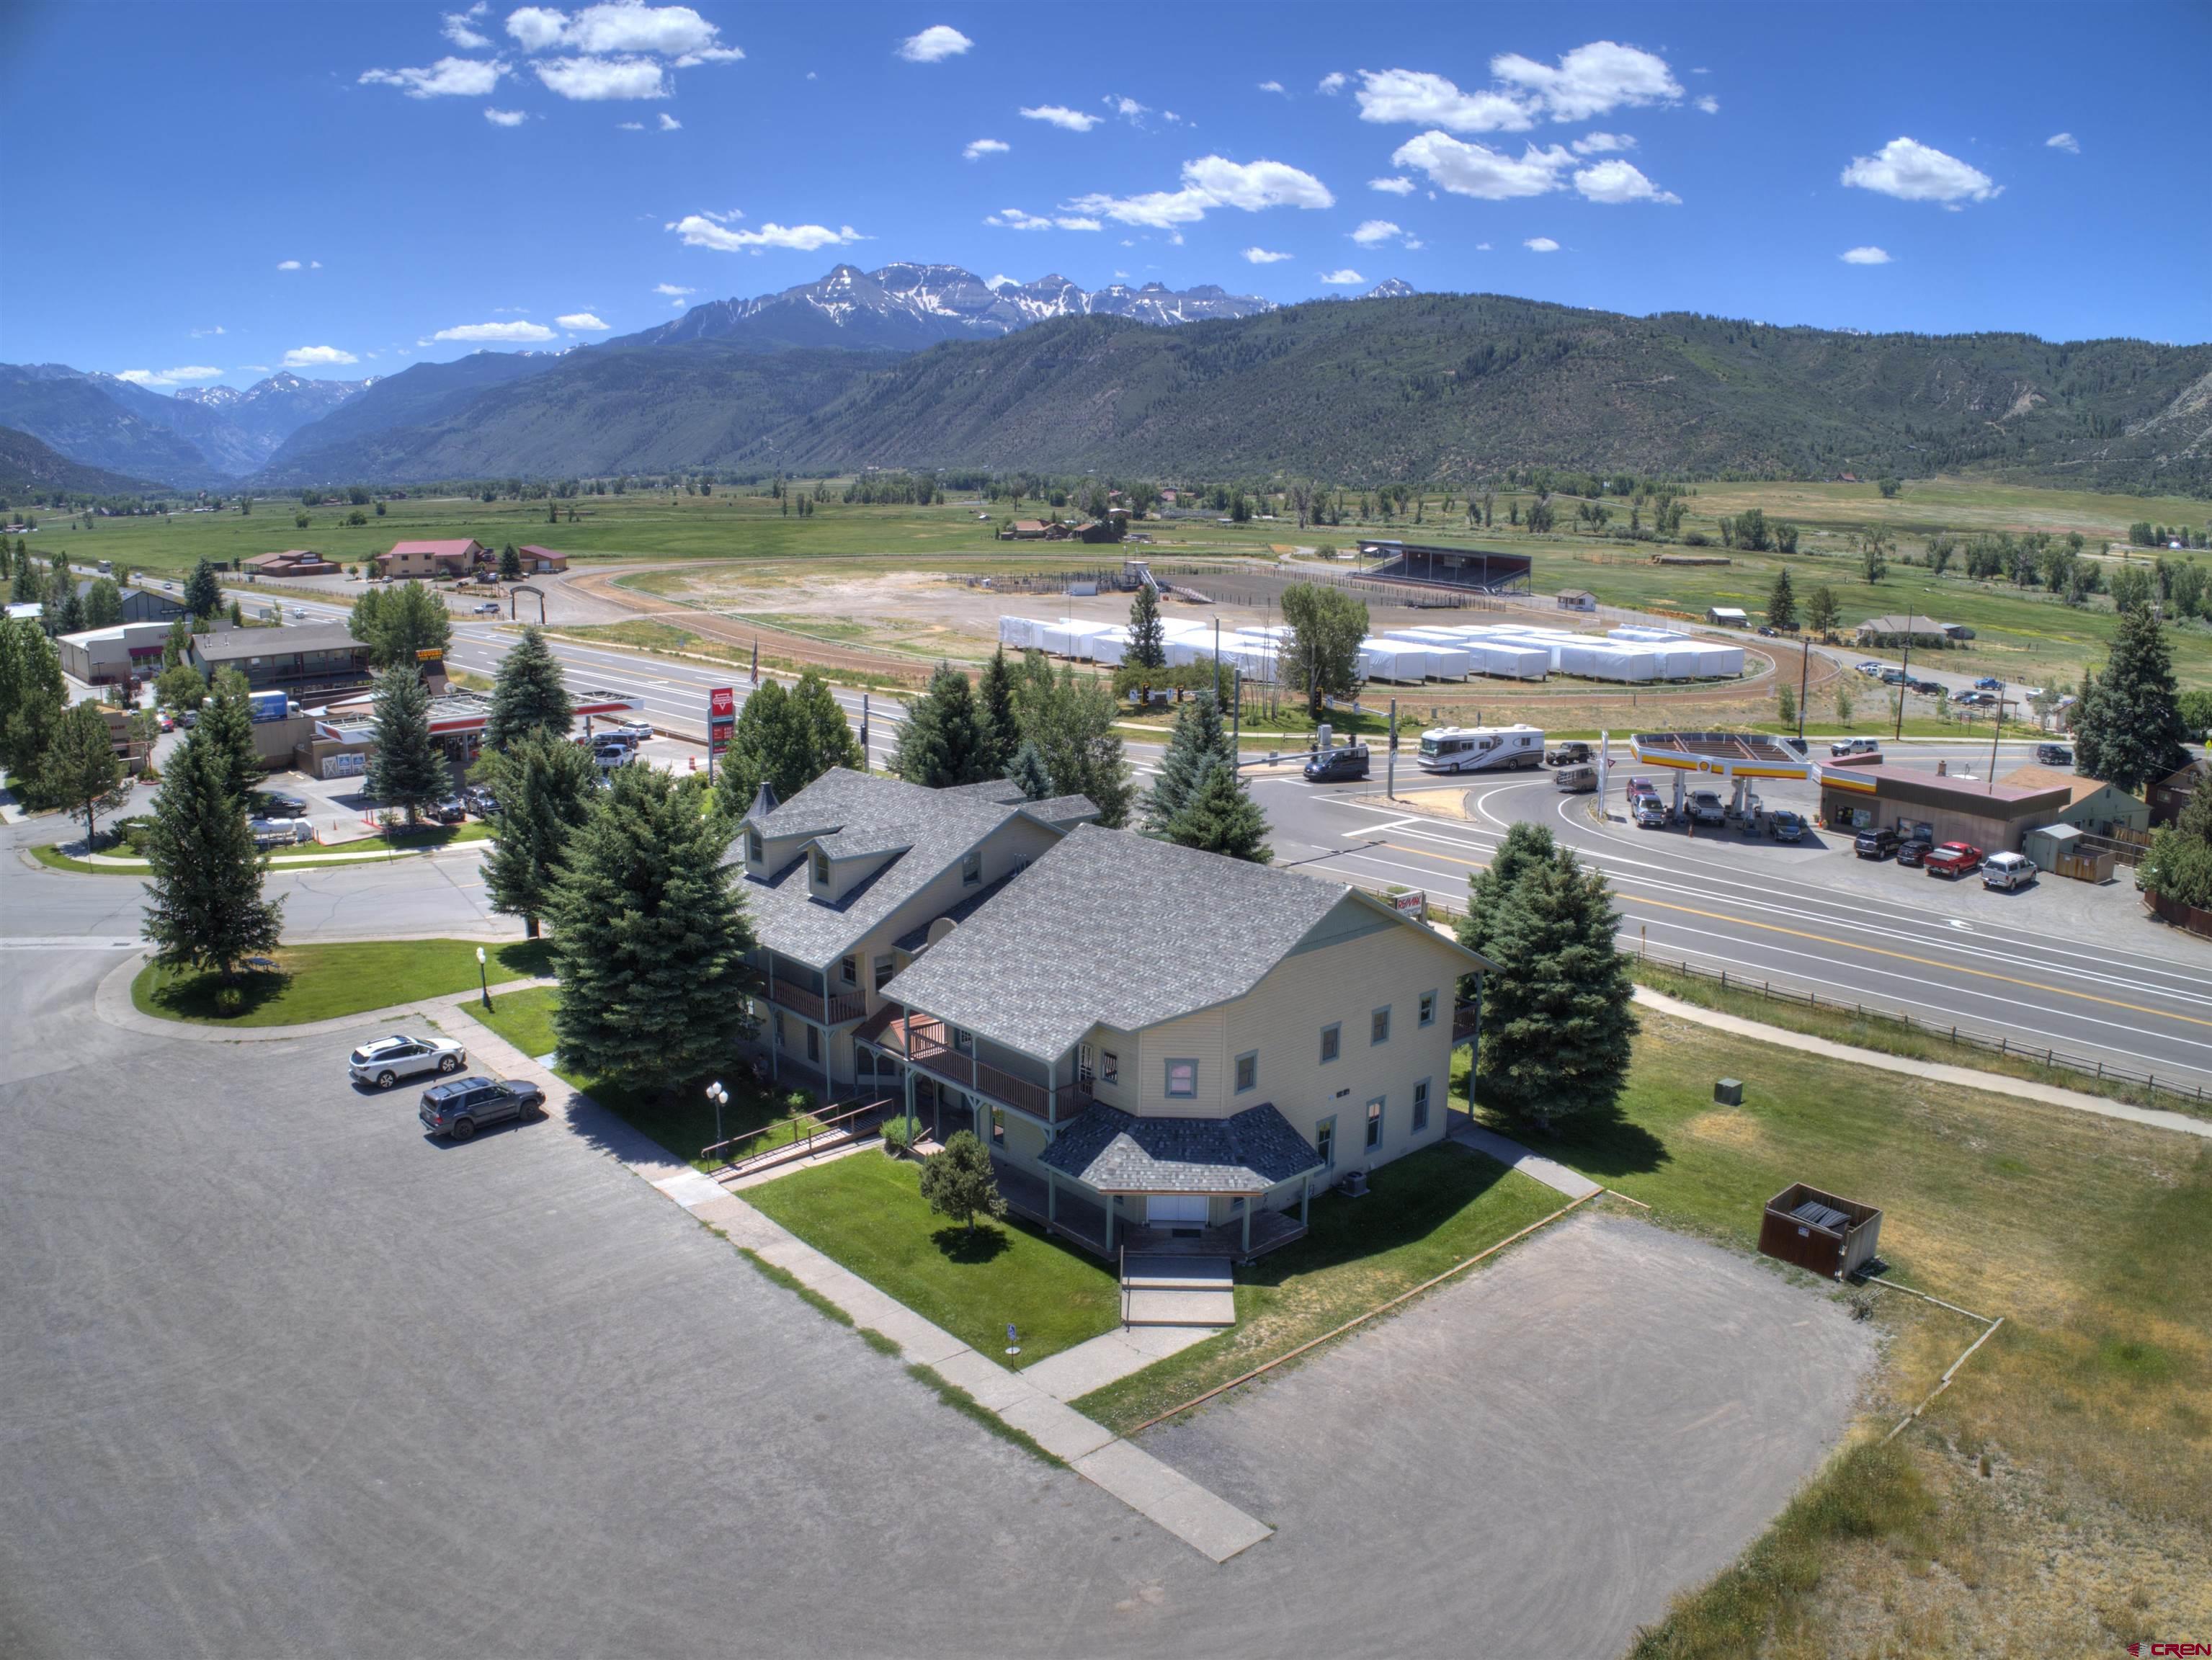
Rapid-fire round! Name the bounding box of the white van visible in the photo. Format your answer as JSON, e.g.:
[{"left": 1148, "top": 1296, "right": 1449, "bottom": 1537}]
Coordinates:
[{"left": 1981, "top": 852, "right": 2036, "bottom": 891}]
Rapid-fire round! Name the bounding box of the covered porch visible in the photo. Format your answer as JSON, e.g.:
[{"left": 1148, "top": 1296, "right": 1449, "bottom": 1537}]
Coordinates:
[{"left": 989, "top": 1158, "right": 1308, "bottom": 1264}]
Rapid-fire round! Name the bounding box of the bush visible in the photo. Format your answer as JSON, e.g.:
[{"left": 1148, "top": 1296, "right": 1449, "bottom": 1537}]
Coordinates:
[
  {"left": 1682, "top": 530, "right": 1711, "bottom": 547},
  {"left": 214, "top": 986, "right": 244, "bottom": 1016},
  {"left": 880, "top": 1112, "right": 914, "bottom": 1155}
]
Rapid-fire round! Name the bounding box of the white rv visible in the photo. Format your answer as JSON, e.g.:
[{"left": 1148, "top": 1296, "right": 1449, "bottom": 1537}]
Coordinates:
[{"left": 1415, "top": 723, "right": 1546, "bottom": 775}]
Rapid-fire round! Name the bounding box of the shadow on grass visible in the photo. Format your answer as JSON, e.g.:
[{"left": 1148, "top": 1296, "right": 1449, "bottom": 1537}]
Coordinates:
[
  {"left": 146, "top": 966, "right": 293, "bottom": 1022},
  {"left": 932, "top": 1223, "right": 1012, "bottom": 1264},
  {"left": 1232, "top": 1143, "right": 1528, "bottom": 1292},
  {"left": 489, "top": 937, "right": 556, "bottom": 979},
  {"left": 1471, "top": 1096, "right": 1670, "bottom": 1182}
]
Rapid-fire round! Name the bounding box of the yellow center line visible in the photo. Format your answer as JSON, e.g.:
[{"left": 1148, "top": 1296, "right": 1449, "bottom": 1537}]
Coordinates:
[{"left": 1373, "top": 842, "right": 2212, "bottom": 1030}]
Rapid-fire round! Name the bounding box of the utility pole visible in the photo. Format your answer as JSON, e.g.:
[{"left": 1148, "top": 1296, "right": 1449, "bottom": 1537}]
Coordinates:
[
  {"left": 1894, "top": 607, "right": 1914, "bottom": 742},
  {"left": 1387, "top": 698, "right": 1397, "bottom": 799},
  {"left": 860, "top": 694, "right": 870, "bottom": 772},
  {"left": 1796, "top": 636, "right": 1810, "bottom": 746},
  {"left": 1986, "top": 680, "right": 2004, "bottom": 790}
]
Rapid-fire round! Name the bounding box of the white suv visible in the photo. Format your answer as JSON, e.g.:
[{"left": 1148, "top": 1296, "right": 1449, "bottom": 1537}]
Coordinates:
[
  {"left": 349, "top": 1033, "right": 468, "bottom": 1089},
  {"left": 1981, "top": 852, "right": 2037, "bottom": 891}
]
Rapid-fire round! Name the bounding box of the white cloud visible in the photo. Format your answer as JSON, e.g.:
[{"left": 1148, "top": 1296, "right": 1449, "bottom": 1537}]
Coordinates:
[
  {"left": 1571, "top": 130, "right": 1634, "bottom": 154},
  {"left": 1105, "top": 94, "right": 1149, "bottom": 125},
  {"left": 1258, "top": 80, "right": 1285, "bottom": 95},
  {"left": 506, "top": 6, "right": 568, "bottom": 50},
  {"left": 189, "top": 325, "right": 225, "bottom": 338},
  {"left": 434, "top": 320, "right": 558, "bottom": 342},
  {"left": 238, "top": 364, "right": 272, "bottom": 372},
  {"left": 1020, "top": 104, "right": 1101, "bottom": 132},
  {"left": 669, "top": 216, "right": 864, "bottom": 251},
  {"left": 616, "top": 120, "right": 644, "bottom": 129},
  {"left": 557, "top": 311, "right": 612, "bottom": 329},
  {"left": 1523, "top": 236, "right": 1559, "bottom": 252},
  {"left": 1367, "top": 175, "right": 1416, "bottom": 195},
  {"left": 311, "top": 261, "right": 322, "bottom": 269},
  {"left": 1475, "top": 241, "right": 1491, "bottom": 251},
  {"left": 1572, "top": 159, "right": 1678, "bottom": 205},
  {"left": 360, "top": 56, "right": 507, "bottom": 98},
  {"left": 1356, "top": 69, "right": 1533, "bottom": 133},
  {"left": 1694, "top": 94, "right": 1719, "bottom": 115},
  {"left": 484, "top": 107, "right": 528, "bottom": 125},
  {"left": 963, "top": 138, "right": 1009, "bottom": 160},
  {"left": 985, "top": 274, "right": 1016, "bottom": 290},
  {"left": 1242, "top": 246, "right": 1292, "bottom": 263},
  {"left": 1391, "top": 132, "right": 1574, "bottom": 199},
  {"left": 507, "top": 3, "right": 728, "bottom": 57},
  {"left": 654, "top": 282, "right": 695, "bottom": 295},
  {"left": 443, "top": 4, "right": 492, "bottom": 49},
  {"left": 284, "top": 346, "right": 358, "bottom": 367},
  {"left": 533, "top": 55, "right": 666, "bottom": 99},
  {"left": 1056, "top": 216, "right": 1102, "bottom": 231},
  {"left": 1841, "top": 136, "right": 1999, "bottom": 204},
  {"left": 2046, "top": 131, "right": 2079, "bottom": 153},
  {"left": 1066, "top": 155, "right": 1334, "bottom": 228},
  {"left": 984, "top": 208, "right": 1098, "bottom": 231},
  {"left": 117, "top": 366, "right": 224, "bottom": 387},
  {"left": 1351, "top": 218, "right": 1402, "bottom": 246},
  {"left": 898, "top": 24, "right": 971, "bottom": 63},
  {"left": 276, "top": 259, "right": 303, "bottom": 271},
  {"left": 1316, "top": 71, "right": 1346, "bottom": 94},
  {"left": 659, "top": 111, "right": 680, "bottom": 129},
  {"left": 1840, "top": 246, "right": 1892, "bottom": 264},
  {"left": 1319, "top": 269, "right": 1365, "bottom": 285},
  {"left": 113, "top": 370, "right": 165, "bottom": 387},
  {"left": 1491, "top": 40, "right": 1681, "bottom": 121}
]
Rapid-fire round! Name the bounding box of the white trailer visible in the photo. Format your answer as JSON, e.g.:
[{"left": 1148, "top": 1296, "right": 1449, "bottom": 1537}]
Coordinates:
[{"left": 1415, "top": 723, "right": 1546, "bottom": 775}]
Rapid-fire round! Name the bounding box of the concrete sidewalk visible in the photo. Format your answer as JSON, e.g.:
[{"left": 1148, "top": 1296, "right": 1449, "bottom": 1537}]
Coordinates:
[
  {"left": 1450, "top": 1120, "right": 1603, "bottom": 1199},
  {"left": 1636, "top": 986, "right": 2212, "bottom": 1142}
]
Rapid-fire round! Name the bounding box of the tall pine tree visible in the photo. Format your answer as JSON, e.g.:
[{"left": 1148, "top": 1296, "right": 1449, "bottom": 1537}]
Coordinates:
[
  {"left": 712, "top": 669, "right": 863, "bottom": 817},
  {"left": 43, "top": 700, "right": 128, "bottom": 847},
  {"left": 483, "top": 625, "right": 574, "bottom": 751},
  {"left": 1765, "top": 567, "right": 1798, "bottom": 632},
  {"left": 366, "top": 667, "right": 445, "bottom": 822},
  {"left": 142, "top": 729, "right": 283, "bottom": 976},
  {"left": 2071, "top": 607, "right": 2190, "bottom": 794},
  {"left": 548, "top": 765, "right": 758, "bottom": 1089},
  {"left": 976, "top": 647, "right": 1019, "bottom": 775},
  {"left": 1004, "top": 738, "right": 1053, "bottom": 800},
  {"left": 198, "top": 668, "right": 262, "bottom": 804},
  {"left": 483, "top": 730, "right": 598, "bottom": 938},
  {"left": 1146, "top": 690, "right": 1234, "bottom": 833},
  {"left": 0, "top": 617, "right": 66, "bottom": 791},
  {"left": 181, "top": 558, "right": 223, "bottom": 622},
  {"left": 891, "top": 662, "right": 994, "bottom": 787},
  {"left": 1126, "top": 583, "right": 1167, "bottom": 669},
  {"left": 1456, "top": 821, "right": 1556, "bottom": 955},
  {"left": 1164, "top": 757, "right": 1271, "bottom": 862}
]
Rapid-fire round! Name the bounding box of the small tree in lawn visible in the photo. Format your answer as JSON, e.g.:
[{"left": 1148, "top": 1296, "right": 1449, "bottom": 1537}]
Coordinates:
[
  {"left": 1164, "top": 757, "right": 1271, "bottom": 862},
  {"left": 548, "top": 763, "right": 757, "bottom": 1090},
  {"left": 483, "top": 730, "right": 599, "bottom": 938},
  {"left": 1146, "top": 689, "right": 1234, "bottom": 833},
  {"left": 366, "top": 667, "right": 445, "bottom": 824},
  {"left": 1280, "top": 581, "right": 1368, "bottom": 718},
  {"left": 482, "top": 625, "right": 573, "bottom": 751},
  {"left": 1475, "top": 847, "right": 1638, "bottom": 1135},
  {"left": 919, "top": 1128, "right": 1007, "bottom": 1236},
  {"left": 199, "top": 667, "right": 262, "bottom": 804},
  {"left": 141, "top": 729, "right": 284, "bottom": 976},
  {"left": 1004, "top": 737, "right": 1053, "bottom": 800},
  {"left": 43, "top": 700, "right": 128, "bottom": 849}
]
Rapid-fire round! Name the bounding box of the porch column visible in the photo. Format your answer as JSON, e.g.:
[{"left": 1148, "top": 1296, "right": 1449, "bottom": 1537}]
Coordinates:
[
  {"left": 903, "top": 1063, "right": 915, "bottom": 1138},
  {"left": 1241, "top": 1200, "right": 1252, "bottom": 1254},
  {"left": 1105, "top": 1197, "right": 1115, "bottom": 1251},
  {"left": 1047, "top": 1174, "right": 1058, "bottom": 1226},
  {"left": 1300, "top": 1172, "right": 1311, "bottom": 1227}
]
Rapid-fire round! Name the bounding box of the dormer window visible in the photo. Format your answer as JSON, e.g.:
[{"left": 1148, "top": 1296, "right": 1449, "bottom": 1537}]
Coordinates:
[
  {"left": 961, "top": 848, "right": 982, "bottom": 886},
  {"left": 812, "top": 849, "right": 831, "bottom": 885},
  {"left": 747, "top": 828, "right": 763, "bottom": 862}
]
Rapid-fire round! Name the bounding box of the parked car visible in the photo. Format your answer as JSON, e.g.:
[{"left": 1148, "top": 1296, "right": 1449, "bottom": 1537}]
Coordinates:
[
  {"left": 254, "top": 790, "right": 308, "bottom": 817},
  {"left": 1855, "top": 825, "right": 1901, "bottom": 860},
  {"left": 1544, "top": 741, "right": 1592, "bottom": 767},
  {"left": 1755, "top": 624, "right": 1778, "bottom": 638},
  {"left": 473, "top": 602, "right": 502, "bottom": 615},
  {"left": 1924, "top": 841, "right": 1986, "bottom": 878},
  {"left": 1768, "top": 809, "right": 1806, "bottom": 842},
  {"left": 157, "top": 711, "right": 176, "bottom": 732},
  {"left": 1855, "top": 661, "right": 1885, "bottom": 678},
  {"left": 1687, "top": 790, "right": 1726, "bottom": 827},
  {"left": 419, "top": 1075, "right": 545, "bottom": 1141},
  {"left": 1895, "top": 835, "right": 1933, "bottom": 867},
  {"left": 427, "top": 797, "right": 467, "bottom": 825},
  {"left": 462, "top": 785, "right": 500, "bottom": 817},
  {"left": 290, "top": 607, "right": 309, "bottom": 619},
  {"left": 249, "top": 817, "right": 313, "bottom": 849},
  {"left": 1633, "top": 795, "right": 1669, "bottom": 828},
  {"left": 1910, "top": 678, "right": 1944, "bottom": 696},
  {"left": 592, "top": 741, "right": 633, "bottom": 767},
  {"left": 1951, "top": 687, "right": 1977, "bottom": 703},
  {"left": 1625, "top": 776, "right": 1659, "bottom": 803},
  {"left": 608, "top": 721, "right": 655, "bottom": 744},
  {"left": 1966, "top": 691, "right": 1998, "bottom": 707},
  {"left": 1830, "top": 737, "right": 1881, "bottom": 759},
  {"left": 350, "top": 1032, "right": 467, "bottom": 1089},
  {"left": 178, "top": 708, "right": 199, "bottom": 728},
  {"left": 2035, "top": 744, "right": 2074, "bottom": 767},
  {"left": 1981, "top": 851, "right": 2037, "bottom": 890},
  {"left": 1303, "top": 744, "right": 1369, "bottom": 782},
  {"left": 1974, "top": 676, "right": 2002, "bottom": 690}
]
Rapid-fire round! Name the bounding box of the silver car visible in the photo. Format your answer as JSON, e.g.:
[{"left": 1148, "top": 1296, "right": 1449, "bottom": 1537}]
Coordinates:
[{"left": 349, "top": 1032, "right": 468, "bottom": 1089}]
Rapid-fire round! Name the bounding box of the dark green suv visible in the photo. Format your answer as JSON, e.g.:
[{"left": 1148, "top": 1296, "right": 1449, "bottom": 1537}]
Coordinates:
[{"left": 419, "top": 1076, "right": 545, "bottom": 1141}]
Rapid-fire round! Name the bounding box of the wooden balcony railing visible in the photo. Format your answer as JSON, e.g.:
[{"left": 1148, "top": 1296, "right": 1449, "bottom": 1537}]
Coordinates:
[
  {"left": 896, "top": 1012, "right": 1089, "bottom": 1124},
  {"left": 755, "top": 974, "right": 867, "bottom": 1026},
  {"left": 1451, "top": 1001, "right": 1483, "bottom": 1045}
]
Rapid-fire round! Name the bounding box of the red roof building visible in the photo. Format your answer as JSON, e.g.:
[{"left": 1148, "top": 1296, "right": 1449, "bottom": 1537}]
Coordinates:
[{"left": 375, "top": 539, "right": 487, "bottom": 579}]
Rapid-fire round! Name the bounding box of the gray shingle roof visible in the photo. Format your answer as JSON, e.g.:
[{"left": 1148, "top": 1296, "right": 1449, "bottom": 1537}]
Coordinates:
[
  {"left": 1040, "top": 1102, "right": 1323, "bottom": 1194},
  {"left": 721, "top": 769, "right": 1030, "bottom": 970},
  {"left": 878, "top": 822, "right": 1362, "bottom": 1060}
]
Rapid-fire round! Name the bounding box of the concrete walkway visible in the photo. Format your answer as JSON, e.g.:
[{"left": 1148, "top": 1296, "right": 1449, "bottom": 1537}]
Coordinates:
[
  {"left": 1635, "top": 985, "right": 2212, "bottom": 1142},
  {"left": 1450, "top": 1120, "right": 1603, "bottom": 1198}
]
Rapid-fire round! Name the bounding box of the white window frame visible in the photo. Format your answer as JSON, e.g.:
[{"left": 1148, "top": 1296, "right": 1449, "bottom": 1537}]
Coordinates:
[
  {"left": 1319, "top": 1022, "right": 1341, "bottom": 1065},
  {"left": 961, "top": 847, "right": 982, "bottom": 886},
  {"left": 1371, "top": 1005, "right": 1391, "bottom": 1046},
  {"left": 1365, "top": 1095, "right": 1384, "bottom": 1150},
  {"left": 1164, "top": 1058, "right": 1198, "bottom": 1099},
  {"left": 1234, "top": 1050, "right": 1258, "bottom": 1094},
  {"left": 1419, "top": 990, "right": 1437, "bottom": 1028},
  {"left": 1315, "top": 1116, "right": 1336, "bottom": 1170},
  {"left": 1412, "top": 1077, "right": 1430, "bottom": 1133}
]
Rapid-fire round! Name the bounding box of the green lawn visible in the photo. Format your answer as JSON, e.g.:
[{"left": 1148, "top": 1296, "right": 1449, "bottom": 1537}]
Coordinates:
[
  {"left": 745, "top": 1149, "right": 1124, "bottom": 1368},
  {"left": 456, "top": 985, "right": 815, "bottom": 1171},
  {"left": 133, "top": 937, "right": 551, "bottom": 1026},
  {"left": 1071, "top": 1145, "right": 1566, "bottom": 1434},
  {"left": 1487, "top": 1008, "right": 2212, "bottom": 1655}
]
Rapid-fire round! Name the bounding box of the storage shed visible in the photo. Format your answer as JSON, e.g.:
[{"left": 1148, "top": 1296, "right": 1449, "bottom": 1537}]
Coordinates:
[{"left": 1758, "top": 1183, "right": 1882, "bottom": 1280}]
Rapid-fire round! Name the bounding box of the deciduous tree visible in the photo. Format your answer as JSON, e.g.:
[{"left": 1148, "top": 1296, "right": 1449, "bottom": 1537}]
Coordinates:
[
  {"left": 918, "top": 1129, "right": 1007, "bottom": 1236},
  {"left": 0, "top": 617, "right": 66, "bottom": 792},
  {"left": 1279, "top": 582, "right": 1368, "bottom": 718}
]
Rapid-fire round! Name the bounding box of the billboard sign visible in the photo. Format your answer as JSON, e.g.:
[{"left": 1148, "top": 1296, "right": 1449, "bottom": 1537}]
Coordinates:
[{"left": 708, "top": 687, "right": 736, "bottom": 757}]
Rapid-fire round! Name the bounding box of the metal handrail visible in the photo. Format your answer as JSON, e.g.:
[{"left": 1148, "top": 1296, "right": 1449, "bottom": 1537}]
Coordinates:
[{"left": 700, "top": 1095, "right": 896, "bottom": 1167}]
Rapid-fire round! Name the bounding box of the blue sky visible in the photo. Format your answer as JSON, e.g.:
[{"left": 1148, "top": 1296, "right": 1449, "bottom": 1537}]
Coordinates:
[{"left": 7, "top": 1, "right": 2206, "bottom": 390}]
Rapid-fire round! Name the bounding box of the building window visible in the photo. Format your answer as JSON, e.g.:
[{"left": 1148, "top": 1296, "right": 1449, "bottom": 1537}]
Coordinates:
[
  {"left": 839, "top": 955, "right": 857, "bottom": 987},
  {"left": 811, "top": 849, "right": 830, "bottom": 884},
  {"left": 962, "top": 848, "right": 982, "bottom": 886},
  {"left": 990, "top": 1106, "right": 1005, "bottom": 1146},
  {"left": 873, "top": 955, "right": 894, "bottom": 991},
  {"left": 1234, "top": 1051, "right": 1258, "bottom": 1094},
  {"left": 1101, "top": 1050, "right": 1119, "bottom": 1085},
  {"left": 1165, "top": 1059, "right": 1198, "bottom": 1099},
  {"left": 953, "top": 1027, "right": 973, "bottom": 1058},
  {"left": 1365, "top": 1097, "right": 1384, "bottom": 1150},
  {"left": 747, "top": 829, "right": 764, "bottom": 862},
  {"left": 1319, "top": 1022, "right": 1341, "bottom": 1064},
  {"left": 1371, "top": 1006, "right": 1391, "bottom": 1046},
  {"left": 806, "top": 1027, "right": 821, "bottom": 1063},
  {"left": 1419, "top": 991, "right": 1437, "bottom": 1028},
  {"left": 1412, "top": 1079, "right": 1430, "bottom": 1133},
  {"left": 1316, "top": 1117, "right": 1336, "bottom": 1169}
]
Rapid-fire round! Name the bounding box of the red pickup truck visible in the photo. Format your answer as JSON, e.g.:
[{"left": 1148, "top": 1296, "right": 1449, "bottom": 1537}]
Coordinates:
[{"left": 1924, "top": 841, "right": 1985, "bottom": 878}]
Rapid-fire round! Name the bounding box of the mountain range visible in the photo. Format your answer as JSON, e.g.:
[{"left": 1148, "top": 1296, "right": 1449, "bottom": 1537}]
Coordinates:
[{"left": 5, "top": 263, "right": 2207, "bottom": 496}]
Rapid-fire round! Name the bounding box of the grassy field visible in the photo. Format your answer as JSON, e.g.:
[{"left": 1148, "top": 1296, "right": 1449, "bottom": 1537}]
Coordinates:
[
  {"left": 132, "top": 937, "right": 550, "bottom": 1025},
  {"left": 1476, "top": 1009, "right": 2212, "bottom": 1654},
  {"left": 745, "top": 1148, "right": 1125, "bottom": 1368}
]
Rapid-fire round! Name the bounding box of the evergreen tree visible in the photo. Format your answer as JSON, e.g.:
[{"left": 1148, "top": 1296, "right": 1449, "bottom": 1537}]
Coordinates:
[
  {"left": 181, "top": 558, "right": 223, "bottom": 621},
  {"left": 54, "top": 587, "right": 86, "bottom": 635},
  {"left": 1004, "top": 738, "right": 1053, "bottom": 800},
  {"left": 498, "top": 542, "right": 524, "bottom": 580},
  {"left": 976, "top": 647, "right": 1019, "bottom": 774},
  {"left": 82, "top": 577, "right": 125, "bottom": 629},
  {"left": 1765, "top": 567, "right": 1798, "bottom": 632},
  {"left": 8, "top": 557, "right": 39, "bottom": 605},
  {"left": 1803, "top": 584, "right": 1842, "bottom": 641},
  {"left": 0, "top": 617, "right": 66, "bottom": 792},
  {"left": 891, "top": 662, "right": 994, "bottom": 787},
  {"left": 918, "top": 1129, "right": 1007, "bottom": 1236},
  {"left": 365, "top": 668, "right": 445, "bottom": 822},
  {"left": 2071, "top": 610, "right": 2191, "bottom": 794},
  {"left": 1164, "top": 757, "right": 1271, "bottom": 862},
  {"left": 790, "top": 668, "right": 865, "bottom": 786},
  {"left": 547, "top": 764, "right": 758, "bottom": 1088},
  {"left": 1146, "top": 690, "right": 1234, "bottom": 833},
  {"left": 712, "top": 669, "right": 864, "bottom": 816},
  {"left": 1456, "top": 821, "right": 1558, "bottom": 955},
  {"left": 1126, "top": 582, "right": 1167, "bottom": 669},
  {"left": 164, "top": 616, "right": 192, "bottom": 667},
  {"left": 483, "top": 730, "right": 598, "bottom": 938},
  {"left": 43, "top": 700, "right": 128, "bottom": 847},
  {"left": 198, "top": 667, "right": 262, "bottom": 804},
  {"left": 141, "top": 729, "right": 283, "bottom": 976},
  {"left": 1474, "top": 847, "right": 1638, "bottom": 1133},
  {"left": 483, "top": 625, "right": 574, "bottom": 751}
]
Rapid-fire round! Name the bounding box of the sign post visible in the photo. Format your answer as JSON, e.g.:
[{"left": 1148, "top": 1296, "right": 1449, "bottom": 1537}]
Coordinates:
[{"left": 707, "top": 687, "right": 736, "bottom": 785}]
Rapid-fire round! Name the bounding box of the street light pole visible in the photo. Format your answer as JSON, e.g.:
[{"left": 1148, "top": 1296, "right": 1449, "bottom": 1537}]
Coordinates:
[
  {"left": 475, "top": 945, "right": 489, "bottom": 1010},
  {"left": 1796, "top": 637, "right": 1810, "bottom": 746},
  {"left": 706, "top": 1079, "right": 728, "bottom": 1154}
]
